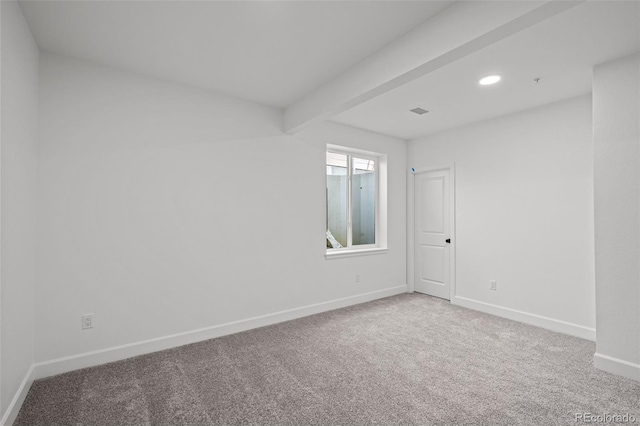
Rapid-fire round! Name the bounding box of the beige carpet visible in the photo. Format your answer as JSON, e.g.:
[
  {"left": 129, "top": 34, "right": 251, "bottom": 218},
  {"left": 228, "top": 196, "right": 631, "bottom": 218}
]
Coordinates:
[{"left": 16, "top": 294, "right": 640, "bottom": 425}]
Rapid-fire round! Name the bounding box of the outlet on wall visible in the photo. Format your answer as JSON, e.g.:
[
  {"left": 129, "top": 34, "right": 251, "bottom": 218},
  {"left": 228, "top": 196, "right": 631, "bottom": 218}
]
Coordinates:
[
  {"left": 82, "top": 314, "right": 94, "bottom": 330},
  {"left": 355, "top": 274, "right": 360, "bottom": 283},
  {"left": 490, "top": 280, "right": 497, "bottom": 291}
]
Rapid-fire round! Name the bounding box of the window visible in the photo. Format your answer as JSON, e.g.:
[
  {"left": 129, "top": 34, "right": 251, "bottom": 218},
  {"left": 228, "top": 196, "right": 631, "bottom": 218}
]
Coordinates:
[{"left": 326, "top": 147, "right": 379, "bottom": 253}]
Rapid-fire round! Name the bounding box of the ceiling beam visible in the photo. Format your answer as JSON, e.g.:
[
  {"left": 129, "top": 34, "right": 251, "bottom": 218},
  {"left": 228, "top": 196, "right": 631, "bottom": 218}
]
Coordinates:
[{"left": 284, "top": 0, "right": 583, "bottom": 134}]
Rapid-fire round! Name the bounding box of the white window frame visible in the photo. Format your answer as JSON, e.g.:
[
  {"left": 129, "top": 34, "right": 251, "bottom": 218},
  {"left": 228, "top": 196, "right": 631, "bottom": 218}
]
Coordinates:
[{"left": 326, "top": 145, "right": 388, "bottom": 259}]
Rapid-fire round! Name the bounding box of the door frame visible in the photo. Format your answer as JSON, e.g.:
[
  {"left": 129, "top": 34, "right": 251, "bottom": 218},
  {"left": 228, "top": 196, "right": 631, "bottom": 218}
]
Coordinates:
[{"left": 407, "top": 164, "right": 456, "bottom": 300}]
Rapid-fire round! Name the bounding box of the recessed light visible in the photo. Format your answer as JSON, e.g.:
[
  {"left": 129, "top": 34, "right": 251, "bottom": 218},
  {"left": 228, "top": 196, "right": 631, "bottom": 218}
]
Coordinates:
[
  {"left": 479, "top": 75, "right": 501, "bottom": 85},
  {"left": 410, "top": 107, "right": 429, "bottom": 115}
]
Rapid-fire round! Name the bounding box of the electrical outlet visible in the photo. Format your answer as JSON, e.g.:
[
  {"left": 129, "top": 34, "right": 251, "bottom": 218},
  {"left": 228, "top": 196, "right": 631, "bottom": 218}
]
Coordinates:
[
  {"left": 355, "top": 274, "right": 360, "bottom": 283},
  {"left": 490, "top": 280, "right": 497, "bottom": 291},
  {"left": 82, "top": 314, "right": 94, "bottom": 330}
]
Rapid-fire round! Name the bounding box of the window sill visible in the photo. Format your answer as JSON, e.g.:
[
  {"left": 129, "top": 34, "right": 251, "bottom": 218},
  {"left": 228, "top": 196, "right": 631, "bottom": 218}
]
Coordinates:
[{"left": 325, "top": 247, "right": 388, "bottom": 260}]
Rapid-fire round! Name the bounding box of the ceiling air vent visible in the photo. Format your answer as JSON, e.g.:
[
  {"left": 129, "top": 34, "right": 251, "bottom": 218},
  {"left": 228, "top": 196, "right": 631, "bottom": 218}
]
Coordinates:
[{"left": 410, "top": 107, "right": 429, "bottom": 115}]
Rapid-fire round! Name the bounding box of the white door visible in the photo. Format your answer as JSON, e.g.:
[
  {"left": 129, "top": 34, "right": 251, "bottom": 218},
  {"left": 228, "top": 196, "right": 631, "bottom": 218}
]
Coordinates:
[{"left": 414, "top": 169, "right": 451, "bottom": 299}]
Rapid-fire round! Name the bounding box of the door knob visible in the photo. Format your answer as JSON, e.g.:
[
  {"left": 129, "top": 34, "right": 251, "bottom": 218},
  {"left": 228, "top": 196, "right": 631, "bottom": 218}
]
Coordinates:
[{"left": 445, "top": 239, "right": 451, "bottom": 243}]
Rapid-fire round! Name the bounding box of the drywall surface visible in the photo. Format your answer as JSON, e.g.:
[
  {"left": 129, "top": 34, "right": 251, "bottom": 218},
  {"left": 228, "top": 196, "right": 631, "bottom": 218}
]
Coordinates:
[
  {"left": 0, "top": 0, "right": 39, "bottom": 418},
  {"left": 35, "top": 53, "right": 407, "bottom": 363},
  {"left": 408, "top": 95, "right": 595, "bottom": 330},
  {"left": 593, "top": 53, "right": 640, "bottom": 368}
]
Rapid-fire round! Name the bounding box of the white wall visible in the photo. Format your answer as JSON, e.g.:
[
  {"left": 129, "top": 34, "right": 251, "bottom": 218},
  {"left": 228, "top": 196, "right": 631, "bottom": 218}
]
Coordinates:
[
  {"left": 408, "top": 95, "right": 595, "bottom": 336},
  {"left": 593, "top": 53, "right": 640, "bottom": 380},
  {"left": 0, "top": 0, "right": 39, "bottom": 419},
  {"left": 35, "top": 53, "right": 407, "bottom": 365}
]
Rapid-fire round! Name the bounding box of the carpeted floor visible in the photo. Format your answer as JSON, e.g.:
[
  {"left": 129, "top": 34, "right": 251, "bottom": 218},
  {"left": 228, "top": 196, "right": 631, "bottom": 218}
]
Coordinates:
[{"left": 16, "top": 294, "right": 640, "bottom": 425}]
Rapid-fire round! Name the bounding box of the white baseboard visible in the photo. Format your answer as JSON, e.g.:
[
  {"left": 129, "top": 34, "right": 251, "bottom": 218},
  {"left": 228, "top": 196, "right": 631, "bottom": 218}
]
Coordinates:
[
  {"left": 33, "top": 285, "right": 408, "bottom": 380},
  {"left": 0, "top": 365, "right": 35, "bottom": 426},
  {"left": 594, "top": 353, "right": 640, "bottom": 381},
  {"left": 451, "top": 296, "right": 596, "bottom": 341}
]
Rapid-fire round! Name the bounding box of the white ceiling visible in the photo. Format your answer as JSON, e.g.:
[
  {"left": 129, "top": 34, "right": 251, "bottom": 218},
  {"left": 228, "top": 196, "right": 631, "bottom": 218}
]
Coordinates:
[
  {"left": 333, "top": 1, "right": 640, "bottom": 140},
  {"left": 19, "top": 1, "right": 640, "bottom": 140},
  {"left": 19, "top": 0, "right": 453, "bottom": 108}
]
